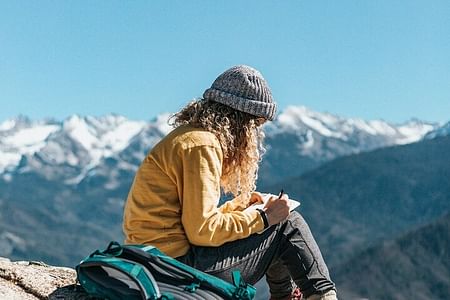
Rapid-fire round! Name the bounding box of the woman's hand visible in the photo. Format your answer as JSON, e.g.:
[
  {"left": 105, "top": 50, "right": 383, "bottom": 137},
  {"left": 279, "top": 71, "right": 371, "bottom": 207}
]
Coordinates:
[
  {"left": 264, "top": 194, "right": 290, "bottom": 226},
  {"left": 247, "top": 192, "right": 264, "bottom": 207}
]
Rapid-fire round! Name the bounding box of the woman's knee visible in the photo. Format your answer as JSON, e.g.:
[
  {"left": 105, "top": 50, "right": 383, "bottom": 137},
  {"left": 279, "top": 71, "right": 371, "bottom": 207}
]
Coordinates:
[
  {"left": 288, "top": 210, "right": 302, "bottom": 220},
  {"left": 286, "top": 210, "right": 309, "bottom": 228}
]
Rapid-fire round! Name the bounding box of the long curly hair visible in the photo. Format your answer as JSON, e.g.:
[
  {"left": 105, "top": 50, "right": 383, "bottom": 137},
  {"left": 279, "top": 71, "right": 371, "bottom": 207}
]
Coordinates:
[{"left": 169, "top": 99, "right": 266, "bottom": 202}]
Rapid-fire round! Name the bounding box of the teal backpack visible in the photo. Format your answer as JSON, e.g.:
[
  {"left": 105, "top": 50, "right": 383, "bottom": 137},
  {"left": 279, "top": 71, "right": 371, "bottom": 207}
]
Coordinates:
[{"left": 76, "top": 241, "right": 256, "bottom": 300}]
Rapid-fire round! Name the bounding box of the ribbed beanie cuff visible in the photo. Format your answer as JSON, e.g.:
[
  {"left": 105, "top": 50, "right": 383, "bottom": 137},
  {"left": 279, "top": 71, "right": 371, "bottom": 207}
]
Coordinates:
[{"left": 203, "top": 65, "right": 277, "bottom": 121}]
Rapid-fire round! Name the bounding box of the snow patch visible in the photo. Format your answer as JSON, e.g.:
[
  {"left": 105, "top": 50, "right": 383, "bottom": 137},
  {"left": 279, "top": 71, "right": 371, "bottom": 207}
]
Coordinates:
[
  {"left": 64, "top": 169, "right": 89, "bottom": 185},
  {"left": 62, "top": 114, "right": 146, "bottom": 166},
  {"left": 0, "top": 119, "right": 16, "bottom": 131},
  {"left": 101, "top": 120, "right": 146, "bottom": 152},
  {"left": 2, "top": 173, "right": 12, "bottom": 182},
  {"left": 278, "top": 106, "right": 344, "bottom": 139},
  {"left": 425, "top": 121, "right": 450, "bottom": 139},
  {"left": 367, "top": 120, "right": 397, "bottom": 136},
  {"left": 303, "top": 130, "right": 314, "bottom": 149},
  {"left": 0, "top": 153, "right": 22, "bottom": 173},
  {"left": 153, "top": 113, "right": 173, "bottom": 134},
  {"left": 348, "top": 119, "right": 378, "bottom": 135},
  {"left": 63, "top": 115, "right": 98, "bottom": 151},
  {"left": 301, "top": 114, "right": 343, "bottom": 138},
  {"left": 396, "top": 123, "right": 435, "bottom": 144},
  {"left": 3, "top": 125, "right": 59, "bottom": 148},
  {"left": 104, "top": 179, "right": 120, "bottom": 190}
]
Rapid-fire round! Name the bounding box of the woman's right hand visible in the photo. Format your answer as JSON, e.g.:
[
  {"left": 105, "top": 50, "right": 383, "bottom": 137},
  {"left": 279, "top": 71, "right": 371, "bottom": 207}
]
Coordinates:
[{"left": 264, "top": 194, "right": 290, "bottom": 226}]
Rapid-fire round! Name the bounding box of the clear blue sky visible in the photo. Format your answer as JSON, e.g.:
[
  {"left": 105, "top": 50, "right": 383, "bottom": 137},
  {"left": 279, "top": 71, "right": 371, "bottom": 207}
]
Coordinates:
[{"left": 1, "top": 1, "right": 449, "bottom": 123}]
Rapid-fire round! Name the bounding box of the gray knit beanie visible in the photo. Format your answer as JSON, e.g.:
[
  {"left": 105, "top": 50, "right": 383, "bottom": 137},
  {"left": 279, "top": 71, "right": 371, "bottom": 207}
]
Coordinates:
[{"left": 203, "top": 65, "right": 277, "bottom": 121}]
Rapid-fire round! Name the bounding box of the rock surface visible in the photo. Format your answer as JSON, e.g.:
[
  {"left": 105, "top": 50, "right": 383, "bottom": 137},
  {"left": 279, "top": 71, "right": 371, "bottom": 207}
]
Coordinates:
[{"left": 0, "top": 257, "right": 91, "bottom": 300}]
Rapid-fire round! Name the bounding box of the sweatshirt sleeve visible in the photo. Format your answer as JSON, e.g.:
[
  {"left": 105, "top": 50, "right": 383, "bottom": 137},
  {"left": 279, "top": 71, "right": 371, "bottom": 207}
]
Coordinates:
[
  {"left": 218, "top": 194, "right": 248, "bottom": 213},
  {"left": 179, "top": 145, "right": 265, "bottom": 247}
]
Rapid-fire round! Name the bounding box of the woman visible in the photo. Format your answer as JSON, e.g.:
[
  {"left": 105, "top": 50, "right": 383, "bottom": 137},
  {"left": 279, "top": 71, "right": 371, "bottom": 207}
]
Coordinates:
[{"left": 123, "top": 65, "right": 337, "bottom": 300}]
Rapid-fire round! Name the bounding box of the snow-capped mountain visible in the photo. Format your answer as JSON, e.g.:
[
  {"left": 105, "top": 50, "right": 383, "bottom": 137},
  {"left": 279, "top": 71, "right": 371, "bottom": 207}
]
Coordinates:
[
  {"left": 0, "top": 106, "right": 443, "bottom": 186},
  {"left": 424, "top": 121, "right": 450, "bottom": 139},
  {"left": 274, "top": 106, "right": 434, "bottom": 143},
  {"left": 0, "top": 114, "right": 170, "bottom": 181},
  {"left": 265, "top": 106, "right": 437, "bottom": 160},
  {"left": 256, "top": 106, "right": 440, "bottom": 184},
  {"left": 0, "top": 106, "right": 448, "bottom": 267}
]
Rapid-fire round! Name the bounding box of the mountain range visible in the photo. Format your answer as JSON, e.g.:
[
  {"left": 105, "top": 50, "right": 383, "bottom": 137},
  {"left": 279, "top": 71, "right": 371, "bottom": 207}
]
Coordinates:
[
  {"left": 0, "top": 106, "right": 441, "bottom": 187},
  {"left": 279, "top": 134, "right": 450, "bottom": 267},
  {"left": 1, "top": 106, "right": 449, "bottom": 299},
  {"left": 256, "top": 134, "right": 450, "bottom": 300}
]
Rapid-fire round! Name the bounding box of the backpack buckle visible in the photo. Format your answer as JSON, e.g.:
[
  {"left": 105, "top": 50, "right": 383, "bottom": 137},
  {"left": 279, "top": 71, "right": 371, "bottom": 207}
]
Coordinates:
[{"left": 184, "top": 281, "right": 200, "bottom": 293}]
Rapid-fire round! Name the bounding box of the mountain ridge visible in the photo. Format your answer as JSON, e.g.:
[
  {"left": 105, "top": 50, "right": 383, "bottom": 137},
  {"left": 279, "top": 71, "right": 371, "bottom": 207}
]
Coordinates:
[
  {"left": 1, "top": 117, "right": 449, "bottom": 298},
  {"left": 278, "top": 135, "right": 450, "bottom": 267},
  {"left": 335, "top": 212, "right": 450, "bottom": 300},
  {"left": 1, "top": 108, "right": 449, "bottom": 268},
  {"left": 1, "top": 106, "right": 443, "bottom": 188}
]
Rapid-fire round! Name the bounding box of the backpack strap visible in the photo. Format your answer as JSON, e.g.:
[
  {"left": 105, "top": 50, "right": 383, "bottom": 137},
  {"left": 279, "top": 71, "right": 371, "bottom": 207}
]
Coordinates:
[
  {"left": 232, "top": 271, "right": 256, "bottom": 300},
  {"left": 88, "top": 241, "right": 123, "bottom": 258}
]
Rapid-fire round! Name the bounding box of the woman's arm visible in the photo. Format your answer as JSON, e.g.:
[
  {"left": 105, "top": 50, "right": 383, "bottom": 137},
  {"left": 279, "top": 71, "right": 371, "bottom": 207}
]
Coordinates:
[
  {"left": 218, "top": 192, "right": 264, "bottom": 213},
  {"left": 179, "top": 145, "right": 265, "bottom": 246}
]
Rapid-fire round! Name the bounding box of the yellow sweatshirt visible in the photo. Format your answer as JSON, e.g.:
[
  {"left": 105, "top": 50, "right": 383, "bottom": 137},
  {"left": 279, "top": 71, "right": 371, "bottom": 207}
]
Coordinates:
[{"left": 122, "top": 124, "right": 264, "bottom": 258}]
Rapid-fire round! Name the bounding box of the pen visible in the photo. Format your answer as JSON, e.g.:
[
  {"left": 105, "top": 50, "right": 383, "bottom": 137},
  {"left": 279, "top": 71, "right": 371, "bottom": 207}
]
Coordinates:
[{"left": 278, "top": 189, "right": 284, "bottom": 199}]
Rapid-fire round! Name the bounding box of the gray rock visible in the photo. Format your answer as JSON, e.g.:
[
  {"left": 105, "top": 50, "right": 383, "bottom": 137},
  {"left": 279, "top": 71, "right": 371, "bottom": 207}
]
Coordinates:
[{"left": 0, "top": 258, "right": 93, "bottom": 300}]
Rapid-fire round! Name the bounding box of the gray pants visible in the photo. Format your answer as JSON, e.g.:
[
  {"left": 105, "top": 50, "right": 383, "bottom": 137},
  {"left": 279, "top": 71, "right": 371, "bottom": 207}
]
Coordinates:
[{"left": 176, "top": 211, "right": 336, "bottom": 299}]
